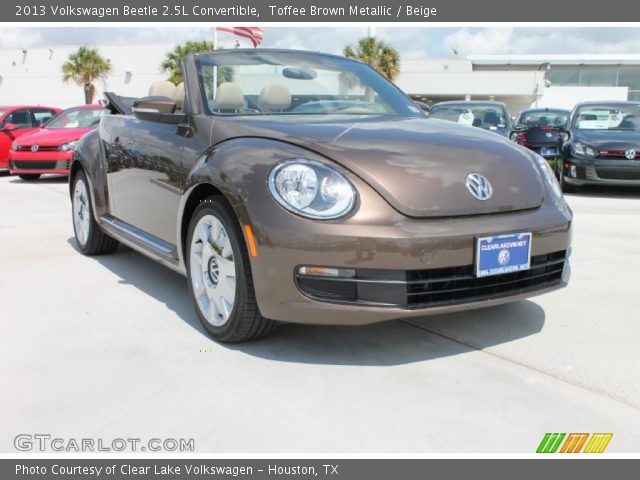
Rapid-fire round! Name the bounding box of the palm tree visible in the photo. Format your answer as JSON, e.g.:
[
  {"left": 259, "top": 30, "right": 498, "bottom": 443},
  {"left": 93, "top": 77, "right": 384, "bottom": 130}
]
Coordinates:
[
  {"left": 62, "top": 46, "right": 112, "bottom": 104},
  {"left": 161, "top": 41, "right": 214, "bottom": 85},
  {"left": 343, "top": 36, "right": 400, "bottom": 81}
]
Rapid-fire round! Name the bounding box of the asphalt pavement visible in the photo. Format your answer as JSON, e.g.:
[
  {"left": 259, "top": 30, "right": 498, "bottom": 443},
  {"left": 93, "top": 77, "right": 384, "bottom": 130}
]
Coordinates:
[{"left": 1, "top": 173, "right": 639, "bottom": 453}]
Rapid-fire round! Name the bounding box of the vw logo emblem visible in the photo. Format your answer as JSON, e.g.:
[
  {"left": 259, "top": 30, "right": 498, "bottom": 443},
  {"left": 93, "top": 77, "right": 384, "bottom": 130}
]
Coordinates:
[
  {"left": 545, "top": 132, "right": 553, "bottom": 138},
  {"left": 465, "top": 173, "right": 493, "bottom": 201},
  {"left": 497, "top": 249, "right": 511, "bottom": 266},
  {"left": 625, "top": 149, "right": 636, "bottom": 160},
  {"left": 31, "top": 144, "right": 39, "bottom": 152}
]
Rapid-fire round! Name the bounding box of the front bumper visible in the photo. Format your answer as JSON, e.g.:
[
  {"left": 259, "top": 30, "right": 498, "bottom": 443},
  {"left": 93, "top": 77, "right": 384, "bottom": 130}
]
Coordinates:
[
  {"left": 8, "top": 150, "right": 72, "bottom": 175},
  {"left": 563, "top": 155, "right": 640, "bottom": 186},
  {"left": 242, "top": 176, "right": 573, "bottom": 325}
]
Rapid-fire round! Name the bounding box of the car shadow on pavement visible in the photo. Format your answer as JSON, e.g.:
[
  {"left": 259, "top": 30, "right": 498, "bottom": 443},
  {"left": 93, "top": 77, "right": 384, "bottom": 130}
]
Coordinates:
[
  {"left": 69, "top": 239, "right": 547, "bottom": 366},
  {"left": 566, "top": 185, "right": 640, "bottom": 199},
  {"left": 8, "top": 175, "right": 68, "bottom": 184}
]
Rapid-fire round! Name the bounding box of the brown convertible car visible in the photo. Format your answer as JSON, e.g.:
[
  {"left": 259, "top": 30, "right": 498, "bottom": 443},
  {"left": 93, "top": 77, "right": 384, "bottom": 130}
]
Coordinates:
[{"left": 70, "top": 49, "right": 572, "bottom": 342}]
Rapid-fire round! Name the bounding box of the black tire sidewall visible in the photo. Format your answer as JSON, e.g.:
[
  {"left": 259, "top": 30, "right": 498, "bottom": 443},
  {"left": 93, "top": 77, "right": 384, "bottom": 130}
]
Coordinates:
[
  {"left": 72, "top": 170, "right": 95, "bottom": 253},
  {"left": 186, "top": 198, "right": 251, "bottom": 339}
]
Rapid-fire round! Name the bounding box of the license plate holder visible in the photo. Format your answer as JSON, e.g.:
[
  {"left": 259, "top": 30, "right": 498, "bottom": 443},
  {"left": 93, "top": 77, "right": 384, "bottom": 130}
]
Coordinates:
[
  {"left": 476, "top": 232, "right": 532, "bottom": 277},
  {"left": 540, "top": 147, "right": 558, "bottom": 157}
]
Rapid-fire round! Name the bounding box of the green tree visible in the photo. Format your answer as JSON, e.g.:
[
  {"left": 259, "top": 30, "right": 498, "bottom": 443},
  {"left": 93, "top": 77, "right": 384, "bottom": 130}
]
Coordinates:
[
  {"left": 343, "top": 36, "right": 400, "bottom": 81},
  {"left": 160, "top": 41, "right": 233, "bottom": 86},
  {"left": 61, "top": 46, "right": 112, "bottom": 104}
]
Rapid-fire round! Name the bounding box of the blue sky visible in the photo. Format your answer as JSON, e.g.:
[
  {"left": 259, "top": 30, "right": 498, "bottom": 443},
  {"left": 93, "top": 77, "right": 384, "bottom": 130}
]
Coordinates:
[{"left": 2, "top": 27, "right": 640, "bottom": 57}]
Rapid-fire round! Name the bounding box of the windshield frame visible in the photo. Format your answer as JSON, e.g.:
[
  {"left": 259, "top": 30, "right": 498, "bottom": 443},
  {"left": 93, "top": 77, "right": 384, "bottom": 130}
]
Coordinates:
[
  {"left": 572, "top": 103, "right": 640, "bottom": 132},
  {"left": 193, "top": 49, "right": 423, "bottom": 118}
]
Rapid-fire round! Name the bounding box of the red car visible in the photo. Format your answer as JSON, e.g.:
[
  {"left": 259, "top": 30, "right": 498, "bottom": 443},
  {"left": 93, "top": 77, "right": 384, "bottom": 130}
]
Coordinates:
[
  {"left": 8, "top": 104, "right": 107, "bottom": 180},
  {"left": 0, "top": 105, "right": 61, "bottom": 171}
]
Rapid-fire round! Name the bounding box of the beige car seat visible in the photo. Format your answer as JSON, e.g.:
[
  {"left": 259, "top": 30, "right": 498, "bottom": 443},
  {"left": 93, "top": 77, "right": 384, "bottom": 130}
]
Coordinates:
[
  {"left": 258, "top": 84, "right": 291, "bottom": 112},
  {"left": 214, "top": 82, "right": 245, "bottom": 111}
]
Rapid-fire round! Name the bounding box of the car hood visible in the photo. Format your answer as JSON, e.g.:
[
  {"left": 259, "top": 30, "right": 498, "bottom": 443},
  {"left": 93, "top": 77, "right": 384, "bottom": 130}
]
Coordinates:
[
  {"left": 17, "top": 127, "right": 94, "bottom": 147},
  {"left": 572, "top": 129, "right": 640, "bottom": 149},
  {"left": 217, "top": 116, "right": 545, "bottom": 218}
]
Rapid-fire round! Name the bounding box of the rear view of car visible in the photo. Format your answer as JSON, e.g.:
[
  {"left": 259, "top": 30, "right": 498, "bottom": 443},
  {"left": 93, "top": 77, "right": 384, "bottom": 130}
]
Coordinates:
[
  {"left": 8, "top": 105, "right": 106, "bottom": 180},
  {"left": 429, "top": 101, "right": 511, "bottom": 137},
  {"left": 511, "top": 108, "right": 570, "bottom": 158}
]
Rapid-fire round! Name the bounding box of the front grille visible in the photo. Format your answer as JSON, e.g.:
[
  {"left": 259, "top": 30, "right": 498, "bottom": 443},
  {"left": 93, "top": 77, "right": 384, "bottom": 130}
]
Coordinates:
[
  {"left": 596, "top": 168, "right": 640, "bottom": 181},
  {"left": 405, "top": 251, "right": 565, "bottom": 307},
  {"left": 296, "top": 250, "right": 567, "bottom": 309},
  {"left": 17, "top": 145, "right": 59, "bottom": 152},
  {"left": 598, "top": 149, "right": 638, "bottom": 158},
  {"left": 12, "top": 160, "right": 59, "bottom": 170}
]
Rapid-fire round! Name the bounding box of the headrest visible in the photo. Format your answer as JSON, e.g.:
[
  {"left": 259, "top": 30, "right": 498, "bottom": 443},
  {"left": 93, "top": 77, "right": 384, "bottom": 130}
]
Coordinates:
[
  {"left": 149, "top": 80, "right": 176, "bottom": 98},
  {"left": 173, "top": 82, "right": 185, "bottom": 110},
  {"left": 259, "top": 84, "right": 291, "bottom": 111},
  {"left": 214, "top": 82, "right": 245, "bottom": 110}
]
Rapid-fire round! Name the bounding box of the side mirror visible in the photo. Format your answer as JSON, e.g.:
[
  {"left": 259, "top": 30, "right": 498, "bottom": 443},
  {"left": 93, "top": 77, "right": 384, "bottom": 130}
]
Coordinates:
[{"left": 2, "top": 123, "right": 19, "bottom": 132}]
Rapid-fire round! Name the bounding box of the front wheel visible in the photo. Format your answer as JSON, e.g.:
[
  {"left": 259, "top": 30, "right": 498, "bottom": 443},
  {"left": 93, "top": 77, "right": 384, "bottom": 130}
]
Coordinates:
[
  {"left": 186, "top": 196, "right": 277, "bottom": 343},
  {"left": 72, "top": 170, "right": 119, "bottom": 255},
  {"left": 19, "top": 174, "right": 41, "bottom": 181}
]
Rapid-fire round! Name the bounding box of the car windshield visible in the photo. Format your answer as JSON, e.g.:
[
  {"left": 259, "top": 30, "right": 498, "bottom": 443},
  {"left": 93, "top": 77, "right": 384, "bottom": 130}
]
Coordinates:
[
  {"left": 45, "top": 107, "right": 107, "bottom": 129},
  {"left": 429, "top": 105, "right": 508, "bottom": 130},
  {"left": 195, "top": 50, "right": 423, "bottom": 117},
  {"left": 519, "top": 111, "right": 568, "bottom": 128},
  {"left": 574, "top": 104, "right": 640, "bottom": 132}
]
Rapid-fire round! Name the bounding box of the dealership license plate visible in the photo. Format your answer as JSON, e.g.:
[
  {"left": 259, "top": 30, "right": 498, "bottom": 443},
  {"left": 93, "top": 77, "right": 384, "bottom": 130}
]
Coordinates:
[
  {"left": 476, "top": 232, "right": 532, "bottom": 277},
  {"left": 540, "top": 147, "right": 558, "bottom": 157}
]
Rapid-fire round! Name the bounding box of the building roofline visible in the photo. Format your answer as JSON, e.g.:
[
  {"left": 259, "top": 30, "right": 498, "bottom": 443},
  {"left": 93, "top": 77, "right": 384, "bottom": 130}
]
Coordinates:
[{"left": 467, "top": 54, "right": 640, "bottom": 66}]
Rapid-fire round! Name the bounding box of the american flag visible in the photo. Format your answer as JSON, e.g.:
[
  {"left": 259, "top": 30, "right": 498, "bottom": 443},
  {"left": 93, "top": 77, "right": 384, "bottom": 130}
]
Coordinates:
[{"left": 216, "top": 27, "right": 264, "bottom": 47}]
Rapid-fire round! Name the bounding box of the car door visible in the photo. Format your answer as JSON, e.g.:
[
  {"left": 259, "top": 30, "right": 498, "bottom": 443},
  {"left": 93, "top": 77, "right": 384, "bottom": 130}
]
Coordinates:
[
  {"left": 0, "top": 109, "right": 37, "bottom": 166},
  {"left": 106, "top": 114, "right": 191, "bottom": 247}
]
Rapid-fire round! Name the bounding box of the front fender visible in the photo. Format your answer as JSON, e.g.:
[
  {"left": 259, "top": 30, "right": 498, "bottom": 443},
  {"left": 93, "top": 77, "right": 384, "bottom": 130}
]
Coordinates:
[
  {"left": 181, "top": 136, "right": 350, "bottom": 222},
  {"left": 70, "top": 129, "right": 109, "bottom": 221},
  {"left": 176, "top": 136, "right": 354, "bottom": 267}
]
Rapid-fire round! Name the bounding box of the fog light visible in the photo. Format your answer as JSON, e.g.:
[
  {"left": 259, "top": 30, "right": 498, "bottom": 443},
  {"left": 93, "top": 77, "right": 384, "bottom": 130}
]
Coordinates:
[
  {"left": 298, "top": 266, "right": 356, "bottom": 278},
  {"left": 570, "top": 166, "right": 577, "bottom": 178}
]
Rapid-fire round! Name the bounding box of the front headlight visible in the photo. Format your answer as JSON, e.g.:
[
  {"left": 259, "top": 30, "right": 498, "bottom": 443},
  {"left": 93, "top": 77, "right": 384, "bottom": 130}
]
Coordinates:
[
  {"left": 572, "top": 142, "right": 597, "bottom": 157},
  {"left": 535, "top": 154, "right": 562, "bottom": 199},
  {"left": 268, "top": 159, "right": 356, "bottom": 220},
  {"left": 11, "top": 141, "right": 18, "bottom": 151},
  {"left": 59, "top": 141, "right": 78, "bottom": 152}
]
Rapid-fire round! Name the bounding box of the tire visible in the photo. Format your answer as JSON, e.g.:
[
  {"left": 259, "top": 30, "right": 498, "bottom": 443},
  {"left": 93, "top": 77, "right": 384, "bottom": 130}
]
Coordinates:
[
  {"left": 19, "top": 174, "right": 41, "bottom": 181},
  {"left": 558, "top": 171, "right": 576, "bottom": 193},
  {"left": 71, "top": 170, "right": 119, "bottom": 255},
  {"left": 186, "top": 196, "right": 277, "bottom": 343}
]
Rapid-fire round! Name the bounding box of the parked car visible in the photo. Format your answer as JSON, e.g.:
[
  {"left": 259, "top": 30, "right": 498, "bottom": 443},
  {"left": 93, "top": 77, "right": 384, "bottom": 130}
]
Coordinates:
[
  {"left": 511, "top": 108, "right": 570, "bottom": 158},
  {"left": 69, "top": 49, "right": 572, "bottom": 342},
  {"left": 8, "top": 104, "right": 107, "bottom": 180},
  {"left": 0, "top": 105, "right": 61, "bottom": 170},
  {"left": 559, "top": 101, "right": 640, "bottom": 192},
  {"left": 429, "top": 101, "right": 511, "bottom": 137}
]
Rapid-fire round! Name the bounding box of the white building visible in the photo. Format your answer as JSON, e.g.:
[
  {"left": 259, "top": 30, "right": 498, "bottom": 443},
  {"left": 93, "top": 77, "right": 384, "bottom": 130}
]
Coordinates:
[
  {"left": 1, "top": 43, "right": 639, "bottom": 116},
  {"left": 396, "top": 54, "right": 640, "bottom": 114}
]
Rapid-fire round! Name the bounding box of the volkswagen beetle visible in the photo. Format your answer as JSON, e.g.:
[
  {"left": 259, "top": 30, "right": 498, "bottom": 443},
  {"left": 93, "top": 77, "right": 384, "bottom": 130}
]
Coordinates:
[{"left": 69, "top": 49, "right": 572, "bottom": 342}]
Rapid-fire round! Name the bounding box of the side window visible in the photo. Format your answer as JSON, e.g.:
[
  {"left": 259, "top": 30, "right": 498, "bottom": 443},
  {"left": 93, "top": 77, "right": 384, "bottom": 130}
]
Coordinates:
[
  {"left": 1, "top": 109, "right": 33, "bottom": 129},
  {"left": 32, "top": 109, "right": 56, "bottom": 127}
]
